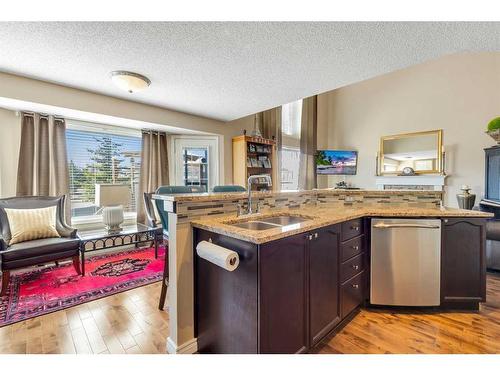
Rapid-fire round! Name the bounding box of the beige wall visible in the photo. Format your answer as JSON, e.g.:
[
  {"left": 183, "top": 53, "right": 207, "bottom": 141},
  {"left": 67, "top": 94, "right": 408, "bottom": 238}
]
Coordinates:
[
  {"left": 3, "top": 53, "right": 499, "bottom": 205},
  {"left": 0, "top": 108, "right": 21, "bottom": 198},
  {"left": 316, "top": 52, "right": 500, "bottom": 206},
  {"left": 0, "top": 72, "right": 244, "bottom": 197}
]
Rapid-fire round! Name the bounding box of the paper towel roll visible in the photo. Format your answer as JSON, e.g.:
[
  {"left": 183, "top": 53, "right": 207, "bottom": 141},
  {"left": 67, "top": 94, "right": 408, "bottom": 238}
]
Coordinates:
[{"left": 196, "top": 240, "right": 240, "bottom": 271}]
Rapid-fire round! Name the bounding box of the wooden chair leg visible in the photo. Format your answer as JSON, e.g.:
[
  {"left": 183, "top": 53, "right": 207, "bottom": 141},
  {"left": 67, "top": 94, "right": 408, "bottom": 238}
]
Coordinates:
[
  {"left": 72, "top": 255, "right": 82, "bottom": 275},
  {"left": 158, "top": 245, "right": 169, "bottom": 310},
  {"left": 158, "top": 281, "right": 168, "bottom": 310},
  {"left": 1, "top": 270, "right": 10, "bottom": 296}
]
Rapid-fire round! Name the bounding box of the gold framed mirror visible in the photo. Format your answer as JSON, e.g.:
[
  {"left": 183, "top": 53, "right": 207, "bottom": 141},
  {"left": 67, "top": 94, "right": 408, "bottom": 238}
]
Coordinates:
[{"left": 379, "top": 129, "right": 443, "bottom": 175}]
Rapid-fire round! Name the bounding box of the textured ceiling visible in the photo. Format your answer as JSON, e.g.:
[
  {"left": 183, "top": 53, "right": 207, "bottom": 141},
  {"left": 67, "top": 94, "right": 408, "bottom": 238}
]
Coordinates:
[{"left": 0, "top": 22, "right": 499, "bottom": 121}]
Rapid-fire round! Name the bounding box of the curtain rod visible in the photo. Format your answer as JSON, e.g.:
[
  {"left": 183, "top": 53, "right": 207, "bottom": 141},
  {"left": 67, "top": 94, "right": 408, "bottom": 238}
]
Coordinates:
[
  {"left": 21, "top": 111, "right": 65, "bottom": 121},
  {"left": 141, "top": 129, "right": 168, "bottom": 135}
]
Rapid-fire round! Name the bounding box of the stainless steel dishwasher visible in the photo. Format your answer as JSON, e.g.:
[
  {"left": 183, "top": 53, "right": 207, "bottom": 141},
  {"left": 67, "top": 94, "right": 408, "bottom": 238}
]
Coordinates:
[{"left": 370, "top": 218, "right": 442, "bottom": 307}]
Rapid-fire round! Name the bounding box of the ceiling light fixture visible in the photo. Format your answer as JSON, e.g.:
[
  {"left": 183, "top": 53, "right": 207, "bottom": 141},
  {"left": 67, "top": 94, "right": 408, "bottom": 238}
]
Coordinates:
[{"left": 110, "top": 71, "right": 151, "bottom": 93}]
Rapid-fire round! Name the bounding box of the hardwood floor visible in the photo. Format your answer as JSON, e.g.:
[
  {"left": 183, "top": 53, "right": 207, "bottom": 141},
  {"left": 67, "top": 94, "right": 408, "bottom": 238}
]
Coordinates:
[
  {"left": 2, "top": 274, "right": 500, "bottom": 354},
  {"left": 0, "top": 282, "right": 168, "bottom": 354},
  {"left": 313, "top": 273, "right": 500, "bottom": 354}
]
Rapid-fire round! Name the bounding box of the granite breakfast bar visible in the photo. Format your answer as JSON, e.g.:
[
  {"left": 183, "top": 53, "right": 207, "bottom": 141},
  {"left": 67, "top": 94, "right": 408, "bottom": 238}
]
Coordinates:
[{"left": 153, "top": 189, "right": 492, "bottom": 354}]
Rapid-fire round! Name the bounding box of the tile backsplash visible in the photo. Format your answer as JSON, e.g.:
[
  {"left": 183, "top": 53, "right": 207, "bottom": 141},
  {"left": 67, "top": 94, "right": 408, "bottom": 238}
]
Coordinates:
[{"left": 173, "top": 190, "right": 443, "bottom": 223}]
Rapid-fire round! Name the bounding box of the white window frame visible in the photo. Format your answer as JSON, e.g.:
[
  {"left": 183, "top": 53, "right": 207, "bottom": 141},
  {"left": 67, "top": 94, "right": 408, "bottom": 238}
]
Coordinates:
[
  {"left": 280, "top": 145, "right": 301, "bottom": 191},
  {"left": 66, "top": 120, "right": 142, "bottom": 227},
  {"left": 170, "top": 135, "right": 221, "bottom": 192}
]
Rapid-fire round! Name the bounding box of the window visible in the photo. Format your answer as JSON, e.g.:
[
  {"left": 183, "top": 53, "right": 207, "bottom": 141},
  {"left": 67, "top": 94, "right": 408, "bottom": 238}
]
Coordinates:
[
  {"left": 66, "top": 122, "right": 142, "bottom": 219},
  {"left": 280, "top": 146, "right": 301, "bottom": 190},
  {"left": 281, "top": 100, "right": 302, "bottom": 137},
  {"left": 280, "top": 100, "right": 302, "bottom": 190},
  {"left": 183, "top": 147, "right": 209, "bottom": 191},
  {"left": 172, "top": 136, "right": 219, "bottom": 192}
]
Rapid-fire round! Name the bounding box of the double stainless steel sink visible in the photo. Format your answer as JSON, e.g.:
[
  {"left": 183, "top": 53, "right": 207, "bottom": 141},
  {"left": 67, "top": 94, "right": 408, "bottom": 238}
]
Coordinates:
[{"left": 229, "top": 215, "right": 311, "bottom": 231}]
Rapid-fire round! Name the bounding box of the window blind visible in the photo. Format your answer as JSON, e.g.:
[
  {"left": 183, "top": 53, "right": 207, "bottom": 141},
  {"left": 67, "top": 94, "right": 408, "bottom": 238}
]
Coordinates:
[
  {"left": 66, "top": 124, "right": 142, "bottom": 218},
  {"left": 281, "top": 100, "right": 303, "bottom": 137}
]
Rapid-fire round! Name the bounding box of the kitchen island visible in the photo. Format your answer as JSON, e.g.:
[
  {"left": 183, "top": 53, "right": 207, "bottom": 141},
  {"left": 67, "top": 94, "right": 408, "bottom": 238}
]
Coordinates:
[
  {"left": 153, "top": 189, "right": 492, "bottom": 354},
  {"left": 192, "top": 205, "right": 491, "bottom": 353}
]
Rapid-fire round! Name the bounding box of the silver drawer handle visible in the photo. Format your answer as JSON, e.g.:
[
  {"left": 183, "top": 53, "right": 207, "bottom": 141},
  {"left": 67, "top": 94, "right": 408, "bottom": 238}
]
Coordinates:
[
  {"left": 352, "top": 245, "right": 359, "bottom": 250},
  {"left": 314, "top": 233, "right": 318, "bottom": 239},
  {"left": 351, "top": 226, "right": 360, "bottom": 231},
  {"left": 352, "top": 284, "right": 359, "bottom": 289},
  {"left": 352, "top": 265, "right": 359, "bottom": 270},
  {"left": 373, "top": 223, "right": 440, "bottom": 229}
]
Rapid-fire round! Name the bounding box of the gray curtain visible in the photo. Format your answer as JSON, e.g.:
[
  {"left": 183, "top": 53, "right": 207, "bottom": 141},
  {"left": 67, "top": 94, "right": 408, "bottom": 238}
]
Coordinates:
[
  {"left": 298, "top": 96, "right": 318, "bottom": 190},
  {"left": 137, "top": 131, "right": 169, "bottom": 224},
  {"left": 16, "top": 113, "right": 71, "bottom": 220},
  {"left": 259, "top": 106, "right": 282, "bottom": 187}
]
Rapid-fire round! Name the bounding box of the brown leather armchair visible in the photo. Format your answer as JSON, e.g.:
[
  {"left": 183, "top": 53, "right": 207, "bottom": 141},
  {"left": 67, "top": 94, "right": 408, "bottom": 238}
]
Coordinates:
[{"left": 0, "top": 195, "right": 81, "bottom": 295}]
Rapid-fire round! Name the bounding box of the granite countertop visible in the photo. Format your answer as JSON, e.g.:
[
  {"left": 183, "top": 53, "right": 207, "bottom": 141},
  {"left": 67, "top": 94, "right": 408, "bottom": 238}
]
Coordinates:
[
  {"left": 153, "top": 188, "right": 442, "bottom": 203},
  {"left": 191, "top": 206, "right": 492, "bottom": 244}
]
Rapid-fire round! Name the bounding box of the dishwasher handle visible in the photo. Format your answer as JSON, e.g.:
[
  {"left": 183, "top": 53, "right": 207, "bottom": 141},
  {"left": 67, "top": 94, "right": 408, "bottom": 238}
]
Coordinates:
[{"left": 373, "top": 222, "right": 441, "bottom": 229}]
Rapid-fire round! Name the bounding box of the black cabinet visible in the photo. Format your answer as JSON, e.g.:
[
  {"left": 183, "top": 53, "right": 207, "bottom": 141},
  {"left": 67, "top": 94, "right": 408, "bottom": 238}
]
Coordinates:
[
  {"left": 441, "top": 218, "right": 486, "bottom": 308},
  {"left": 195, "top": 220, "right": 367, "bottom": 353},
  {"left": 259, "top": 233, "right": 308, "bottom": 353},
  {"left": 485, "top": 146, "right": 500, "bottom": 203},
  {"left": 308, "top": 224, "right": 341, "bottom": 346},
  {"left": 195, "top": 214, "right": 486, "bottom": 353},
  {"left": 195, "top": 230, "right": 259, "bottom": 354},
  {"left": 339, "top": 219, "right": 366, "bottom": 319}
]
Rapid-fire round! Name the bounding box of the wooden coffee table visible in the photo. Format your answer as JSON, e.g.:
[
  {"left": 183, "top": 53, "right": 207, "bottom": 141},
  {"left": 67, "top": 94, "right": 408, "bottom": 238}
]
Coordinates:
[{"left": 77, "top": 223, "right": 163, "bottom": 275}]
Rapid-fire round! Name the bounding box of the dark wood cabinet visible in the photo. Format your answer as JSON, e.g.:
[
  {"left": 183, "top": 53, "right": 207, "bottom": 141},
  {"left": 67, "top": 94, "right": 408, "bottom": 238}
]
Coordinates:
[
  {"left": 485, "top": 146, "right": 500, "bottom": 202},
  {"left": 194, "top": 229, "right": 259, "bottom": 353},
  {"left": 308, "top": 224, "right": 341, "bottom": 346},
  {"left": 441, "top": 218, "right": 486, "bottom": 308},
  {"left": 340, "top": 235, "right": 364, "bottom": 262},
  {"left": 341, "top": 252, "right": 365, "bottom": 283},
  {"left": 341, "top": 218, "right": 363, "bottom": 242},
  {"left": 339, "top": 219, "right": 366, "bottom": 319},
  {"left": 259, "top": 233, "right": 308, "bottom": 353},
  {"left": 194, "top": 214, "right": 484, "bottom": 353},
  {"left": 341, "top": 271, "right": 365, "bottom": 318}
]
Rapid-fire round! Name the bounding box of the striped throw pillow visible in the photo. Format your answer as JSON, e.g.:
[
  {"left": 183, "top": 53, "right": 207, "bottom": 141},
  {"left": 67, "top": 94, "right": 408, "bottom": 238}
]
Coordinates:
[{"left": 4, "top": 206, "right": 60, "bottom": 245}]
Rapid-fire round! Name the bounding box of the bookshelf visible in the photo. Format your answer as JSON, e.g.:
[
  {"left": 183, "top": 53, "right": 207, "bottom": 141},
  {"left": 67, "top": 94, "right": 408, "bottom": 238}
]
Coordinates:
[{"left": 232, "top": 135, "right": 278, "bottom": 191}]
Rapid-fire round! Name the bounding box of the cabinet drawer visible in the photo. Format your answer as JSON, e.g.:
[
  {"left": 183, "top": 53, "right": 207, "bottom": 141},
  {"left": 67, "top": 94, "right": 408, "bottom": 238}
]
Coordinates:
[
  {"left": 341, "top": 218, "right": 363, "bottom": 242},
  {"left": 341, "top": 271, "right": 365, "bottom": 318},
  {"left": 340, "top": 235, "right": 364, "bottom": 262},
  {"left": 341, "top": 252, "right": 365, "bottom": 283}
]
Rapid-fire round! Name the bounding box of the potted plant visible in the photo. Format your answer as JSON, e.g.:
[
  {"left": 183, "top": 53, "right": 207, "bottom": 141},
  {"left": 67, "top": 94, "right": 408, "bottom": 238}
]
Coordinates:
[{"left": 486, "top": 117, "right": 500, "bottom": 143}]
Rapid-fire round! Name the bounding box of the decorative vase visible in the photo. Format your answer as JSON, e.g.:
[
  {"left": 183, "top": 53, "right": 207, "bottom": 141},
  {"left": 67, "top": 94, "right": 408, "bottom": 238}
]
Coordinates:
[
  {"left": 102, "top": 205, "right": 124, "bottom": 232},
  {"left": 456, "top": 185, "right": 476, "bottom": 210},
  {"left": 486, "top": 129, "right": 500, "bottom": 144},
  {"left": 251, "top": 113, "right": 262, "bottom": 138}
]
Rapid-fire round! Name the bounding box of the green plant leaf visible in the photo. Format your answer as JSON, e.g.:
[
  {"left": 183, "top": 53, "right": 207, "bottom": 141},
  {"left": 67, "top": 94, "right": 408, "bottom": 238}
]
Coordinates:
[{"left": 487, "top": 117, "right": 500, "bottom": 132}]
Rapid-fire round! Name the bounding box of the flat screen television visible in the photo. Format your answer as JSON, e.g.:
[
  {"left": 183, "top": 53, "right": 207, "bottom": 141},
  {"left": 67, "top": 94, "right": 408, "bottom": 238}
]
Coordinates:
[{"left": 316, "top": 150, "right": 358, "bottom": 175}]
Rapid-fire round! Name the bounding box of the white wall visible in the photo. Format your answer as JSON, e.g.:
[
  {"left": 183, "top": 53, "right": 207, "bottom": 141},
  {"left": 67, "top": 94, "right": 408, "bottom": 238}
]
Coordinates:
[
  {"left": 316, "top": 52, "right": 500, "bottom": 206},
  {"left": 0, "top": 108, "right": 21, "bottom": 198}
]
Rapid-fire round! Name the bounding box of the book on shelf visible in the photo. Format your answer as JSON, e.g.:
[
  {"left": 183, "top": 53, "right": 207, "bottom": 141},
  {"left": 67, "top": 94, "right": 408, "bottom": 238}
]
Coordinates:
[
  {"left": 250, "top": 157, "right": 260, "bottom": 167},
  {"left": 257, "top": 155, "right": 272, "bottom": 168},
  {"left": 247, "top": 143, "right": 272, "bottom": 154}
]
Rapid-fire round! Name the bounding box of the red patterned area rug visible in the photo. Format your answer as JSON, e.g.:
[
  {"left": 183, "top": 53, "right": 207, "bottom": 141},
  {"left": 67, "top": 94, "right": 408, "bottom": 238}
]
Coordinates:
[{"left": 0, "top": 246, "right": 165, "bottom": 327}]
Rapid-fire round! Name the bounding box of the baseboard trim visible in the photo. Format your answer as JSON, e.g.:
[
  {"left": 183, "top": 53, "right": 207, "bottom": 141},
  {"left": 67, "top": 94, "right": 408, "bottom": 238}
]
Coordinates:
[{"left": 166, "top": 337, "right": 198, "bottom": 354}]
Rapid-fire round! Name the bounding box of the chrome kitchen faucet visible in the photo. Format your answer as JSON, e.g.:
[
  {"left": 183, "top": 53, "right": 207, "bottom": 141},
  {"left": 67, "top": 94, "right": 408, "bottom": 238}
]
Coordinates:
[{"left": 237, "top": 174, "right": 272, "bottom": 216}]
